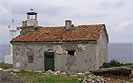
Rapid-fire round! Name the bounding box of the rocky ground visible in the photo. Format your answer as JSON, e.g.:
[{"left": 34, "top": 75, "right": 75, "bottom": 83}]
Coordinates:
[
  {"left": 0, "top": 72, "right": 24, "bottom": 83},
  {"left": 0, "top": 67, "right": 132, "bottom": 83}
]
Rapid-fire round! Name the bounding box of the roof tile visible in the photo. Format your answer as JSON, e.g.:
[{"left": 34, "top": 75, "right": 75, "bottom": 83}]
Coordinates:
[{"left": 11, "top": 24, "right": 105, "bottom": 42}]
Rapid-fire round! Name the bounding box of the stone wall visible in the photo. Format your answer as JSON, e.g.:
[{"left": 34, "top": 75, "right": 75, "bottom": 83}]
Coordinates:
[
  {"left": 12, "top": 41, "right": 100, "bottom": 72},
  {"left": 96, "top": 29, "right": 108, "bottom": 68},
  {"left": 54, "top": 42, "right": 97, "bottom": 72}
]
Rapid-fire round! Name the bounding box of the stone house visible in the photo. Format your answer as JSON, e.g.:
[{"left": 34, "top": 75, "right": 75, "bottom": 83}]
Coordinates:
[{"left": 10, "top": 9, "right": 109, "bottom": 72}]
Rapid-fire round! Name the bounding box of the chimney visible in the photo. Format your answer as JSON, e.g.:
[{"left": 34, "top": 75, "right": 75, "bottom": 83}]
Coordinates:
[{"left": 65, "top": 20, "right": 72, "bottom": 30}]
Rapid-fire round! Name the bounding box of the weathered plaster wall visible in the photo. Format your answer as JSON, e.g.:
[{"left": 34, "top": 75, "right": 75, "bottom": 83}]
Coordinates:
[
  {"left": 54, "top": 43, "right": 97, "bottom": 72},
  {"left": 12, "top": 41, "right": 98, "bottom": 72},
  {"left": 13, "top": 44, "right": 45, "bottom": 71},
  {"left": 96, "top": 29, "right": 108, "bottom": 68}
]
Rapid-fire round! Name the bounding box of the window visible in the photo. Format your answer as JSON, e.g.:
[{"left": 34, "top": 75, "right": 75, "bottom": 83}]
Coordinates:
[
  {"left": 68, "top": 50, "right": 75, "bottom": 56},
  {"left": 27, "top": 52, "right": 34, "bottom": 63},
  {"left": 67, "top": 50, "right": 76, "bottom": 69}
]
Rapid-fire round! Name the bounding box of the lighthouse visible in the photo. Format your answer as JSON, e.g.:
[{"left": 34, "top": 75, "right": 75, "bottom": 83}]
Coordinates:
[
  {"left": 9, "top": 16, "right": 18, "bottom": 39},
  {"left": 4, "top": 14, "right": 18, "bottom": 64}
]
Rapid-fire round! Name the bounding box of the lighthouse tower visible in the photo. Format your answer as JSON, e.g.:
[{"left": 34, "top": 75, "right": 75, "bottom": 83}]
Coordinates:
[
  {"left": 26, "top": 8, "right": 38, "bottom": 26},
  {"left": 9, "top": 16, "right": 18, "bottom": 39},
  {"left": 4, "top": 15, "right": 18, "bottom": 64},
  {"left": 20, "top": 8, "right": 39, "bottom": 35}
]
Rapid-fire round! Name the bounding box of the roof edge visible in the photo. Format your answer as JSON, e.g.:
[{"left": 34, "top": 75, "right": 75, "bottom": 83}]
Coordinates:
[
  {"left": 10, "top": 40, "right": 97, "bottom": 44},
  {"left": 103, "top": 24, "right": 109, "bottom": 43}
]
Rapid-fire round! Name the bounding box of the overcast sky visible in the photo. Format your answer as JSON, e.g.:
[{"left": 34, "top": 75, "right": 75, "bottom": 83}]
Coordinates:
[{"left": 0, "top": 0, "right": 133, "bottom": 44}]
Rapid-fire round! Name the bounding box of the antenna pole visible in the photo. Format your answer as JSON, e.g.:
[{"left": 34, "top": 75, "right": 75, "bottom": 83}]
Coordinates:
[{"left": 11, "top": 9, "right": 15, "bottom": 29}]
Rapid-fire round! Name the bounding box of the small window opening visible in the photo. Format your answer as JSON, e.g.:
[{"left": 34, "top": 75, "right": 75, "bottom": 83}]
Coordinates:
[
  {"left": 68, "top": 50, "right": 75, "bottom": 55},
  {"left": 28, "top": 56, "right": 34, "bottom": 63},
  {"left": 27, "top": 52, "right": 34, "bottom": 63}
]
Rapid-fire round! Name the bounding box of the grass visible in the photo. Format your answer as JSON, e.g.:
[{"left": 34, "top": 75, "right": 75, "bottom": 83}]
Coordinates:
[
  {"left": 0, "top": 62, "right": 13, "bottom": 69},
  {"left": 17, "top": 71, "right": 83, "bottom": 83},
  {"left": 0, "top": 71, "right": 83, "bottom": 83},
  {"left": 0, "top": 63, "right": 83, "bottom": 83}
]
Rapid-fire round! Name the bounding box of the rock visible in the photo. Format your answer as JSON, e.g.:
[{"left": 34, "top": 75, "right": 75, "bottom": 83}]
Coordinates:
[
  {"left": 87, "top": 74, "right": 94, "bottom": 78},
  {"left": 85, "top": 71, "right": 91, "bottom": 76},
  {"left": 10, "top": 72, "right": 14, "bottom": 75},
  {"left": 13, "top": 73, "right": 17, "bottom": 76},
  {"left": 92, "top": 80, "right": 95, "bottom": 83},
  {"left": 77, "top": 73, "right": 83, "bottom": 75},
  {"left": 87, "top": 78, "right": 93, "bottom": 82},
  {"left": 46, "top": 70, "right": 54, "bottom": 75},
  {"left": 83, "top": 78, "right": 91, "bottom": 83},
  {"left": 60, "top": 72, "right": 66, "bottom": 76},
  {"left": 0, "top": 68, "right": 3, "bottom": 71},
  {"left": 25, "top": 70, "right": 33, "bottom": 72},
  {"left": 55, "top": 71, "right": 60, "bottom": 75},
  {"left": 77, "top": 78, "right": 82, "bottom": 82},
  {"left": 70, "top": 74, "right": 77, "bottom": 77},
  {"left": 94, "top": 76, "right": 104, "bottom": 83},
  {"left": 3, "top": 68, "right": 13, "bottom": 72},
  {"left": 83, "top": 74, "right": 104, "bottom": 83},
  {"left": 34, "top": 71, "right": 42, "bottom": 73},
  {"left": 13, "top": 69, "right": 20, "bottom": 72},
  {"left": 72, "top": 72, "right": 77, "bottom": 75}
]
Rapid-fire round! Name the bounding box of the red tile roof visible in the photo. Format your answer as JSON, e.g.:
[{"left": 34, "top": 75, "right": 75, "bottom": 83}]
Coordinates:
[{"left": 11, "top": 24, "right": 106, "bottom": 42}]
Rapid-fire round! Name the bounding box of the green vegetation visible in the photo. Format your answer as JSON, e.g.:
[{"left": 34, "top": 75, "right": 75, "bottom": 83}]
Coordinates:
[
  {"left": 15, "top": 71, "right": 83, "bottom": 83},
  {"left": 0, "top": 71, "right": 83, "bottom": 83},
  {"left": 0, "top": 62, "right": 13, "bottom": 69},
  {"left": 100, "top": 60, "right": 133, "bottom": 68},
  {"left": 0, "top": 63, "right": 83, "bottom": 83}
]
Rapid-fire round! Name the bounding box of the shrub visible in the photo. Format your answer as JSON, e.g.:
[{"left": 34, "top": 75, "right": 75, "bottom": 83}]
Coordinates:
[{"left": 100, "top": 60, "right": 132, "bottom": 68}]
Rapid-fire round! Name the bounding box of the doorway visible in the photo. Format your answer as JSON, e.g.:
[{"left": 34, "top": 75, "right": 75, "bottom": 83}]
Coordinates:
[{"left": 44, "top": 52, "right": 55, "bottom": 71}]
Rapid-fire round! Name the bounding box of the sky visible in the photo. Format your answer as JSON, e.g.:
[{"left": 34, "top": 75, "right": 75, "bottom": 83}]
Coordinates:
[{"left": 0, "top": 0, "right": 133, "bottom": 44}]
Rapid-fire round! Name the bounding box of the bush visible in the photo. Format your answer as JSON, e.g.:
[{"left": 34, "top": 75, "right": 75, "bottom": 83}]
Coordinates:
[
  {"left": 109, "top": 60, "right": 122, "bottom": 66},
  {"left": 100, "top": 60, "right": 132, "bottom": 68},
  {"left": 101, "top": 63, "right": 112, "bottom": 68}
]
